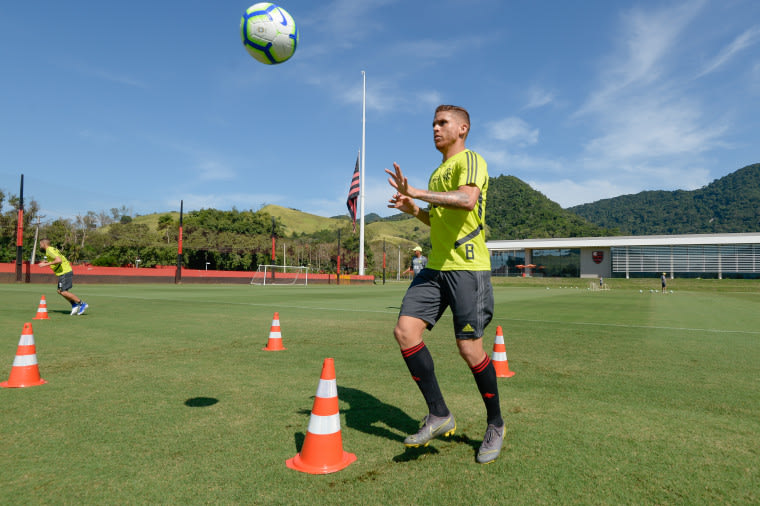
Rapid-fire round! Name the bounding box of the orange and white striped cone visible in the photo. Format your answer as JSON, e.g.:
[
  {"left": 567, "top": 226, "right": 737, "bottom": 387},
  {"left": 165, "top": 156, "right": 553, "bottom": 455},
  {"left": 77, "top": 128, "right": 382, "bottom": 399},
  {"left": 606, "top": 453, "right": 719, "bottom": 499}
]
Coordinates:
[
  {"left": 33, "top": 295, "right": 50, "bottom": 320},
  {"left": 1, "top": 322, "right": 47, "bottom": 388},
  {"left": 286, "top": 358, "right": 356, "bottom": 474},
  {"left": 263, "top": 312, "right": 286, "bottom": 351},
  {"left": 492, "top": 325, "right": 515, "bottom": 378}
]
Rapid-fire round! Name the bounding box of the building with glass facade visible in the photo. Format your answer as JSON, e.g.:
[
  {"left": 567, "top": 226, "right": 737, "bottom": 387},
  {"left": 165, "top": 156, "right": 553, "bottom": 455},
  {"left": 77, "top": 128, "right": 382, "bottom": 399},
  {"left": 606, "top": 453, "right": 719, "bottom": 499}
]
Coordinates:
[{"left": 487, "top": 233, "right": 760, "bottom": 279}]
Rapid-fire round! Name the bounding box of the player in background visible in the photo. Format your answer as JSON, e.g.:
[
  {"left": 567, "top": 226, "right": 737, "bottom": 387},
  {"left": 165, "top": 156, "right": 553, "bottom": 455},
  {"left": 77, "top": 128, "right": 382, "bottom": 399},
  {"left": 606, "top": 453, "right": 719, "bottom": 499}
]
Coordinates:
[
  {"left": 38, "top": 238, "right": 88, "bottom": 315},
  {"left": 385, "top": 105, "right": 503, "bottom": 464},
  {"left": 402, "top": 246, "right": 428, "bottom": 278}
]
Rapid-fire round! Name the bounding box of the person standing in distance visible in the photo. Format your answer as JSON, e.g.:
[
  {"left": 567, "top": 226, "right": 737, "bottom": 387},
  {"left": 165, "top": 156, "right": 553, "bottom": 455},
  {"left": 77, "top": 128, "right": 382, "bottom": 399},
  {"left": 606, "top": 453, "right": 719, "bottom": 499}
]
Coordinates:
[
  {"left": 38, "top": 238, "right": 88, "bottom": 315},
  {"left": 402, "top": 246, "right": 428, "bottom": 278},
  {"left": 385, "top": 105, "right": 503, "bottom": 464}
]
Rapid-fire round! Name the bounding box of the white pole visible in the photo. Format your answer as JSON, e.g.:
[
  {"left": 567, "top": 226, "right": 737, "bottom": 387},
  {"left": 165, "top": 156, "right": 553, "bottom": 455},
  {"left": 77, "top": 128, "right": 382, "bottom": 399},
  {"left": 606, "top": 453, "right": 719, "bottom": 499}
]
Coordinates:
[
  {"left": 398, "top": 245, "right": 401, "bottom": 281},
  {"left": 359, "top": 70, "right": 366, "bottom": 275},
  {"left": 30, "top": 224, "right": 39, "bottom": 264}
]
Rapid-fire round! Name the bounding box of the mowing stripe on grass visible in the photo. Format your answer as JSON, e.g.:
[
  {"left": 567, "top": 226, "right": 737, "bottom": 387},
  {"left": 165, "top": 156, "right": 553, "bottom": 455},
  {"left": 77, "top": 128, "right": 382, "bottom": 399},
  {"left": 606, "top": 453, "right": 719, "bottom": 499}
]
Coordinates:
[
  {"left": 85, "top": 290, "right": 758, "bottom": 336},
  {"left": 503, "top": 316, "right": 760, "bottom": 335}
]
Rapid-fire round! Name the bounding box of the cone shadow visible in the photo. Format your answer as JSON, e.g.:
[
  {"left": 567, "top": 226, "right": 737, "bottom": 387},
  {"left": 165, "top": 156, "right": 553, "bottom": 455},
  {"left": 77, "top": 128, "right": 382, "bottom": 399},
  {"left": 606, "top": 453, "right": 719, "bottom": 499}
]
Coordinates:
[
  {"left": 293, "top": 432, "right": 305, "bottom": 452},
  {"left": 184, "top": 397, "right": 219, "bottom": 407},
  {"left": 337, "top": 386, "right": 419, "bottom": 443}
]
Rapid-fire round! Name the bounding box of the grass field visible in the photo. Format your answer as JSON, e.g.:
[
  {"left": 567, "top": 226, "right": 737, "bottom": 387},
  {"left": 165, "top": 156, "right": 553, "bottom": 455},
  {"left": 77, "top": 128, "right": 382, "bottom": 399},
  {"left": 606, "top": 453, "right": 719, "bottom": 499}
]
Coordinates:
[{"left": 1, "top": 279, "right": 758, "bottom": 504}]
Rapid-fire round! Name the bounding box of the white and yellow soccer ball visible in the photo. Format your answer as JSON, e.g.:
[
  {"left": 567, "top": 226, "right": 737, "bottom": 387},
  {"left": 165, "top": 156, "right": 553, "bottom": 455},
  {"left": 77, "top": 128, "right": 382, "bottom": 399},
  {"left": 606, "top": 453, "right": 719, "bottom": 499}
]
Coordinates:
[{"left": 240, "top": 3, "right": 298, "bottom": 65}]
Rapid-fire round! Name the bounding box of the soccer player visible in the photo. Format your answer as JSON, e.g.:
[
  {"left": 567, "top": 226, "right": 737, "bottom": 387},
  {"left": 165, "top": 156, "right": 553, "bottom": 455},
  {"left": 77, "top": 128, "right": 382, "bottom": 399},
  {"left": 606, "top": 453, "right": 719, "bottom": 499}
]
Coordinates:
[
  {"left": 385, "top": 105, "right": 503, "bottom": 464},
  {"left": 38, "top": 238, "right": 88, "bottom": 315}
]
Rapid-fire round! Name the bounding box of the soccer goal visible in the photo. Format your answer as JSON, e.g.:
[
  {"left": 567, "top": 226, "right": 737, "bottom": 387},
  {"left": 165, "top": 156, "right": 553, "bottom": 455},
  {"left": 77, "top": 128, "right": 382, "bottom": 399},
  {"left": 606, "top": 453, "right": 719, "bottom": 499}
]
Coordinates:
[{"left": 251, "top": 265, "right": 309, "bottom": 286}]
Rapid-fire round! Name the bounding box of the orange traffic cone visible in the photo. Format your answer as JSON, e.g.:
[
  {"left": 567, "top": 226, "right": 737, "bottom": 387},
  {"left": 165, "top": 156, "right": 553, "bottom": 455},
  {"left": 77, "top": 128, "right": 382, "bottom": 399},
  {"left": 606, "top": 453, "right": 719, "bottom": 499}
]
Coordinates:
[
  {"left": 33, "top": 295, "right": 50, "bottom": 320},
  {"left": 1, "top": 322, "right": 47, "bottom": 388},
  {"left": 492, "top": 325, "right": 515, "bottom": 378},
  {"left": 286, "top": 358, "right": 356, "bottom": 474},
  {"left": 263, "top": 312, "right": 286, "bottom": 351}
]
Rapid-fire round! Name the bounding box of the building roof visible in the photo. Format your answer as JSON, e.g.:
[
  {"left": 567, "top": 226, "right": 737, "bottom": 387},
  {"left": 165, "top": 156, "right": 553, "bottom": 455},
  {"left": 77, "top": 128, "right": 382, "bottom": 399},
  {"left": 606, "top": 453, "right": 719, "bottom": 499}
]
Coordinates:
[{"left": 487, "top": 232, "right": 760, "bottom": 250}]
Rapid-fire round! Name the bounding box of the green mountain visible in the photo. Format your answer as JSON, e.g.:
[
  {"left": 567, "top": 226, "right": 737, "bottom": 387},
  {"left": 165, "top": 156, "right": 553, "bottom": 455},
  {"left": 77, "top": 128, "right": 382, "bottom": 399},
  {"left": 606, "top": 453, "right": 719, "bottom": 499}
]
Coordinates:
[
  {"left": 486, "top": 175, "right": 612, "bottom": 239},
  {"left": 568, "top": 163, "right": 760, "bottom": 235}
]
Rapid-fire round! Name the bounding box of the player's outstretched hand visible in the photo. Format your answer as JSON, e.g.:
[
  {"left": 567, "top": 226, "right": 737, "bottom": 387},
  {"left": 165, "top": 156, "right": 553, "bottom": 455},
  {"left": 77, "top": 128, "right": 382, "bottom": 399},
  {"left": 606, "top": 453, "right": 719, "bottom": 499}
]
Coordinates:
[
  {"left": 388, "top": 192, "right": 417, "bottom": 215},
  {"left": 385, "top": 162, "right": 416, "bottom": 198}
]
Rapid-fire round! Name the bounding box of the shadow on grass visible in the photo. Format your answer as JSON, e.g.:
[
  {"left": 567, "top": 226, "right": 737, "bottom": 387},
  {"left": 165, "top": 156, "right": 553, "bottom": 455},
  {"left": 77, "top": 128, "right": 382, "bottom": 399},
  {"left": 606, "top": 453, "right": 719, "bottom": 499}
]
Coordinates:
[
  {"left": 184, "top": 397, "right": 219, "bottom": 407},
  {"left": 293, "top": 386, "right": 481, "bottom": 461},
  {"left": 49, "top": 309, "right": 75, "bottom": 315},
  {"left": 337, "top": 386, "right": 419, "bottom": 443},
  {"left": 296, "top": 386, "right": 418, "bottom": 444},
  {"left": 392, "top": 432, "right": 480, "bottom": 462}
]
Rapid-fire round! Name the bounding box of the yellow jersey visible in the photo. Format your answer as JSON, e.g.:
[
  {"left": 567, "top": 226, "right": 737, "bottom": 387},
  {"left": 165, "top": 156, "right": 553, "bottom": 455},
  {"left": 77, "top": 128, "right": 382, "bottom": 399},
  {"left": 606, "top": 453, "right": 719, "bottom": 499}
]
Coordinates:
[
  {"left": 43, "top": 246, "right": 73, "bottom": 276},
  {"left": 426, "top": 149, "right": 490, "bottom": 271}
]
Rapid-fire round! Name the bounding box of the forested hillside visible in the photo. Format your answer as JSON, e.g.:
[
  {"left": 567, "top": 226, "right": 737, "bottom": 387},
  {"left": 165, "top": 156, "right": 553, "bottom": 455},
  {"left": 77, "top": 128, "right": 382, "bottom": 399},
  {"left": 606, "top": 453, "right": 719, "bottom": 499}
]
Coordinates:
[
  {"left": 1, "top": 173, "right": 612, "bottom": 274},
  {"left": 569, "top": 163, "right": 760, "bottom": 235},
  {"left": 486, "top": 175, "right": 613, "bottom": 239}
]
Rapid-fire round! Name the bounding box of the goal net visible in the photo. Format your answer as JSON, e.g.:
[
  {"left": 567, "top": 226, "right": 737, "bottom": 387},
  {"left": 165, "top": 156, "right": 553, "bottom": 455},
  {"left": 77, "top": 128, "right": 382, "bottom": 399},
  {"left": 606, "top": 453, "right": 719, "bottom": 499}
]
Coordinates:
[{"left": 251, "top": 264, "right": 309, "bottom": 286}]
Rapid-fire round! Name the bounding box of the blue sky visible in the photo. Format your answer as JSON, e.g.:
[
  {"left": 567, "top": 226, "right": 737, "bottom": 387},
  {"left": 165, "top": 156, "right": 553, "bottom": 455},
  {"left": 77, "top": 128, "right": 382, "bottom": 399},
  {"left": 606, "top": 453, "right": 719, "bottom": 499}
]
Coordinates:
[{"left": 1, "top": 0, "right": 758, "bottom": 223}]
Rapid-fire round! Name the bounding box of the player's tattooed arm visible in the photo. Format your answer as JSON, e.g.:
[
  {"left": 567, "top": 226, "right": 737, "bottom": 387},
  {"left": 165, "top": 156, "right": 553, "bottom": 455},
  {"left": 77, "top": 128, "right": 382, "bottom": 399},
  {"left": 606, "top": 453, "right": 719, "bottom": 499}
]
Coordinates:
[{"left": 413, "top": 185, "right": 480, "bottom": 211}]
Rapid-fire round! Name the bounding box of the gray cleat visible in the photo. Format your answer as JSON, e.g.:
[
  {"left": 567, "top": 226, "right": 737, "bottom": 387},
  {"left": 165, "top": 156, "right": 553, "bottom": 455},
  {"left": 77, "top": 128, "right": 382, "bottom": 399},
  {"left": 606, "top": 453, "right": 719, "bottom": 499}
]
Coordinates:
[
  {"left": 404, "top": 413, "right": 456, "bottom": 447},
  {"left": 476, "top": 423, "right": 505, "bottom": 464}
]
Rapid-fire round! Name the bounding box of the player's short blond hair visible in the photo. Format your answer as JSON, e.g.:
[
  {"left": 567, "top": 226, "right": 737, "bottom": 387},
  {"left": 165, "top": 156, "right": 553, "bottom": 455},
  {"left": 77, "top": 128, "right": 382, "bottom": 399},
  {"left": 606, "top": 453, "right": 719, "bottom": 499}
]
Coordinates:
[{"left": 435, "top": 105, "right": 470, "bottom": 139}]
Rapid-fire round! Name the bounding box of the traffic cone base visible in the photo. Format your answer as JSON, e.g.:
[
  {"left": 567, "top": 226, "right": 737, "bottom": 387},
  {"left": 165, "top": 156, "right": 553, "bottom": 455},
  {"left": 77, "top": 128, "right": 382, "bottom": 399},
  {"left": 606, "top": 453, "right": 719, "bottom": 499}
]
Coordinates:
[
  {"left": 33, "top": 295, "right": 50, "bottom": 320},
  {"left": 492, "top": 325, "right": 516, "bottom": 378},
  {"left": 286, "top": 432, "right": 357, "bottom": 474},
  {"left": 1, "top": 322, "right": 47, "bottom": 388},
  {"left": 263, "top": 311, "right": 286, "bottom": 351},
  {"left": 286, "top": 358, "right": 356, "bottom": 474}
]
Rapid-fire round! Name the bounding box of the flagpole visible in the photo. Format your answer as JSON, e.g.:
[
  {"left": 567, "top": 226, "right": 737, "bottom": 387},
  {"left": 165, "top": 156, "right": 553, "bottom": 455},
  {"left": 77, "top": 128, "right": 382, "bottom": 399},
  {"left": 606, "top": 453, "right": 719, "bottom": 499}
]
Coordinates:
[{"left": 359, "top": 70, "right": 366, "bottom": 275}]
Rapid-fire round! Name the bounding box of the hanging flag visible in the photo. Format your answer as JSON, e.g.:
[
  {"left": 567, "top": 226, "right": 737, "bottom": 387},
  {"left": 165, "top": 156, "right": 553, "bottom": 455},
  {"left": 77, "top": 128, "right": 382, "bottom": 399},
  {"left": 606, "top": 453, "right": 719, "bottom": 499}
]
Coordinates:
[{"left": 346, "top": 155, "right": 360, "bottom": 233}]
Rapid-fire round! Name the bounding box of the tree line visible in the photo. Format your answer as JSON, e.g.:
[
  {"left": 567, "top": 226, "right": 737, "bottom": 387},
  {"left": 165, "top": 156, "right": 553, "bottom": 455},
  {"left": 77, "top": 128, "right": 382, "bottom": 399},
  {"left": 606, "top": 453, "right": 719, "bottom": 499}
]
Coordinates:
[{"left": 0, "top": 196, "right": 367, "bottom": 274}]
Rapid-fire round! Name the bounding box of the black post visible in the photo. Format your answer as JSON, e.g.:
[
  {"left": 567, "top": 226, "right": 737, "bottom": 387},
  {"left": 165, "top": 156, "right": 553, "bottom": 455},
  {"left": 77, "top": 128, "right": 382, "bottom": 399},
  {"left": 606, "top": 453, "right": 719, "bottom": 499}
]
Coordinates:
[
  {"left": 175, "top": 200, "right": 183, "bottom": 284},
  {"left": 271, "top": 216, "right": 276, "bottom": 281},
  {"left": 336, "top": 229, "right": 341, "bottom": 285},
  {"left": 382, "top": 239, "right": 386, "bottom": 285},
  {"left": 15, "top": 175, "right": 24, "bottom": 282}
]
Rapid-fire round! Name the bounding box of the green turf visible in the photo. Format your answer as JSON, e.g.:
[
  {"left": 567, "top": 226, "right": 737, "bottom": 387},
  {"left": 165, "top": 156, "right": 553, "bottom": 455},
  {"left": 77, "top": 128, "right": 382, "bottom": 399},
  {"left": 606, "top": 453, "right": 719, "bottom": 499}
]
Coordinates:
[{"left": 0, "top": 280, "right": 758, "bottom": 504}]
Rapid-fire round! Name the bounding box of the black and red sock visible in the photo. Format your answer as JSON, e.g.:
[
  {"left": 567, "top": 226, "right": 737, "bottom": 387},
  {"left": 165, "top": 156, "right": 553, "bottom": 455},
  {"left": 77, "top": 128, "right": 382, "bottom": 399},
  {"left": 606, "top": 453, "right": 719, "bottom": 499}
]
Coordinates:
[
  {"left": 401, "top": 342, "right": 449, "bottom": 417},
  {"left": 471, "top": 355, "right": 503, "bottom": 427}
]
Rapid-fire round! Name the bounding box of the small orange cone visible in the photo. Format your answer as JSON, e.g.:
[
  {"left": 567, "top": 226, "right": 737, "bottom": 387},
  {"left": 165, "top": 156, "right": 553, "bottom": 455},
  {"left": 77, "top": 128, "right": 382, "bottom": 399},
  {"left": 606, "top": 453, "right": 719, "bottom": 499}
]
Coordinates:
[
  {"left": 492, "top": 325, "right": 515, "bottom": 378},
  {"left": 33, "top": 295, "right": 50, "bottom": 320},
  {"left": 1, "top": 322, "right": 47, "bottom": 388},
  {"left": 263, "top": 312, "right": 286, "bottom": 351},
  {"left": 286, "top": 358, "right": 356, "bottom": 474}
]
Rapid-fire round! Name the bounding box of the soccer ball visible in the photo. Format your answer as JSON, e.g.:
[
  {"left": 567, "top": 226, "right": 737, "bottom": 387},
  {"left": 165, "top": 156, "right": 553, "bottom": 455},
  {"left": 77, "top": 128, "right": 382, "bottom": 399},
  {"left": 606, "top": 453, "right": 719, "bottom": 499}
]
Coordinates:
[{"left": 240, "top": 3, "right": 298, "bottom": 65}]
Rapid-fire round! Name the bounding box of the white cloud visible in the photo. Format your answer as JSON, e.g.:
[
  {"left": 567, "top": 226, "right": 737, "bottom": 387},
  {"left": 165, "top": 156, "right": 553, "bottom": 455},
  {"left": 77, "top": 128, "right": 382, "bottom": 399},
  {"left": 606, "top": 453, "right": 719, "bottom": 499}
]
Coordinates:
[
  {"left": 529, "top": 162, "right": 711, "bottom": 208},
  {"left": 582, "top": 94, "right": 729, "bottom": 163},
  {"left": 300, "top": 0, "right": 399, "bottom": 49},
  {"left": 578, "top": 1, "right": 705, "bottom": 115},
  {"left": 555, "top": 0, "right": 731, "bottom": 206},
  {"left": 698, "top": 25, "right": 760, "bottom": 77},
  {"left": 196, "top": 161, "right": 236, "bottom": 182},
  {"left": 524, "top": 86, "right": 555, "bottom": 109},
  {"left": 530, "top": 178, "right": 626, "bottom": 208},
  {"left": 485, "top": 117, "right": 539, "bottom": 146},
  {"left": 475, "top": 145, "right": 564, "bottom": 175}
]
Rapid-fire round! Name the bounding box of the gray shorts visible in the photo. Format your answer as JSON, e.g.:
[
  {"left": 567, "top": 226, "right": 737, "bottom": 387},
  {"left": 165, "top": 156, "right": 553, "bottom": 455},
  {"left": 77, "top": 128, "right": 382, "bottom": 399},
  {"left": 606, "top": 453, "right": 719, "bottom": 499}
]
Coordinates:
[
  {"left": 399, "top": 268, "right": 494, "bottom": 340},
  {"left": 57, "top": 271, "right": 74, "bottom": 292}
]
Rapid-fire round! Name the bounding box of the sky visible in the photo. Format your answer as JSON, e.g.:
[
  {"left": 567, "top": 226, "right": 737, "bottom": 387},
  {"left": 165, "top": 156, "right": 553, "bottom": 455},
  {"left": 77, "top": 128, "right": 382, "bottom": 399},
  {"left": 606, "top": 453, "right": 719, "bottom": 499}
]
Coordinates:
[{"left": 1, "top": 0, "right": 759, "bottom": 223}]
